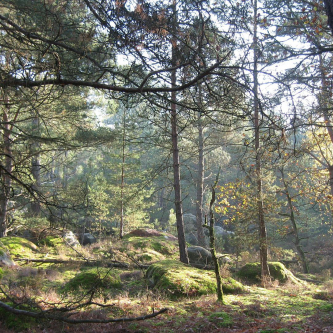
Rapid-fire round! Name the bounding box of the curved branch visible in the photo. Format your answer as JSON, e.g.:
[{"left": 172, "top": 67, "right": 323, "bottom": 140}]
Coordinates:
[{"left": 0, "top": 300, "right": 168, "bottom": 324}]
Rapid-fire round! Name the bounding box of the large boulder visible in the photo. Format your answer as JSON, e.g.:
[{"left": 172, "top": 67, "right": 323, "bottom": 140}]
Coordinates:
[
  {"left": 214, "top": 226, "right": 234, "bottom": 236},
  {"left": 187, "top": 246, "right": 213, "bottom": 266},
  {"left": 125, "top": 228, "right": 177, "bottom": 241},
  {"left": 146, "top": 260, "right": 244, "bottom": 298},
  {"left": 186, "top": 233, "right": 199, "bottom": 246},
  {"left": 82, "top": 233, "right": 96, "bottom": 246},
  {"left": 237, "top": 262, "right": 306, "bottom": 285}
]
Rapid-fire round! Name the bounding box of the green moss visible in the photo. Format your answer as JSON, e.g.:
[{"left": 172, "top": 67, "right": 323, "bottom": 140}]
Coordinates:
[
  {"left": 146, "top": 260, "right": 244, "bottom": 298},
  {"left": 0, "top": 237, "right": 38, "bottom": 258},
  {"left": 63, "top": 267, "right": 121, "bottom": 294},
  {"left": 122, "top": 236, "right": 177, "bottom": 257},
  {"left": 319, "top": 303, "right": 333, "bottom": 312},
  {"left": 237, "top": 262, "right": 300, "bottom": 284},
  {"left": 39, "top": 236, "right": 64, "bottom": 248},
  {"left": 268, "top": 262, "right": 288, "bottom": 282},
  {"left": 137, "top": 250, "right": 165, "bottom": 263},
  {"left": 208, "top": 311, "right": 233, "bottom": 328}
]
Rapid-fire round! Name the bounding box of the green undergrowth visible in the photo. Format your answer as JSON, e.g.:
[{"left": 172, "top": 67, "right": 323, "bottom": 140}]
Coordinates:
[
  {"left": 146, "top": 260, "right": 244, "bottom": 298},
  {"left": 62, "top": 267, "right": 122, "bottom": 295},
  {"left": 0, "top": 233, "right": 332, "bottom": 332},
  {"left": 39, "top": 235, "right": 65, "bottom": 248}
]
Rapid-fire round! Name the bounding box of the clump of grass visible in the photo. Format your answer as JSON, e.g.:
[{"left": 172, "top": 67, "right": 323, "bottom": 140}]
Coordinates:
[
  {"left": 62, "top": 267, "right": 121, "bottom": 295},
  {"left": 208, "top": 311, "right": 233, "bottom": 328}
]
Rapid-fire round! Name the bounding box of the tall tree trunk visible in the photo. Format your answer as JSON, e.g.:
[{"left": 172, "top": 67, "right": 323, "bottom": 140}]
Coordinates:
[
  {"left": 196, "top": 112, "right": 206, "bottom": 247},
  {"left": 253, "top": 0, "right": 270, "bottom": 282},
  {"left": 0, "top": 89, "right": 12, "bottom": 237},
  {"left": 280, "top": 169, "right": 309, "bottom": 273},
  {"left": 318, "top": 54, "right": 333, "bottom": 198},
  {"left": 31, "top": 116, "right": 41, "bottom": 216},
  {"left": 171, "top": 0, "right": 188, "bottom": 264},
  {"left": 120, "top": 110, "right": 126, "bottom": 239}
]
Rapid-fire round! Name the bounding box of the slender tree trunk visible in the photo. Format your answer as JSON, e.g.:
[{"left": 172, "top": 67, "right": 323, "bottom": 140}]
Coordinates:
[
  {"left": 280, "top": 169, "right": 309, "bottom": 273},
  {"left": 120, "top": 110, "right": 126, "bottom": 239},
  {"left": 31, "top": 116, "right": 41, "bottom": 216},
  {"left": 171, "top": 0, "right": 188, "bottom": 264},
  {"left": 0, "top": 90, "right": 12, "bottom": 237},
  {"left": 253, "top": 0, "right": 270, "bottom": 282},
  {"left": 318, "top": 55, "right": 333, "bottom": 198},
  {"left": 196, "top": 113, "right": 206, "bottom": 247},
  {"left": 204, "top": 171, "right": 224, "bottom": 303}
]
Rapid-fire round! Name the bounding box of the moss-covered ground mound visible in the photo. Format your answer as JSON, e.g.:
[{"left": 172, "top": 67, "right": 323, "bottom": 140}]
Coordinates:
[
  {"left": 237, "top": 261, "right": 304, "bottom": 284},
  {"left": 146, "top": 259, "right": 244, "bottom": 298},
  {"left": 63, "top": 267, "right": 122, "bottom": 294},
  {"left": 121, "top": 234, "right": 179, "bottom": 263},
  {"left": 0, "top": 236, "right": 39, "bottom": 259}
]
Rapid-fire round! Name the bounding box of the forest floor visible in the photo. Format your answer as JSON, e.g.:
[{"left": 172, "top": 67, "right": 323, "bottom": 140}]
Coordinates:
[
  {"left": 0, "top": 234, "right": 332, "bottom": 332},
  {"left": 0, "top": 279, "right": 332, "bottom": 332}
]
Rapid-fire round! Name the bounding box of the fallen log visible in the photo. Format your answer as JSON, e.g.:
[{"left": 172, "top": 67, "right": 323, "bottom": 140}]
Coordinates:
[{"left": 15, "top": 258, "right": 129, "bottom": 268}]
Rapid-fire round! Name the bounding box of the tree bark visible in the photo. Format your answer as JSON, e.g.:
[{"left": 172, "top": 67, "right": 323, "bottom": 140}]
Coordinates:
[
  {"left": 120, "top": 109, "right": 126, "bottom": 239},
  {"left": 204, "top": 171, "right": 224, "bottom": 303},
  {"left": 318, "top": 54, "right": 333, "bottom": 198},
  {"left": 280, "top": 169, "right": 309, "bottom": 273},
  {"left": 196, "top": 113, "right": 206, "bottom": 247},
  {"left": 30, "top": 116, "right": 41, "bottom": 216},
  {"left": 0, "top": 89, "right": 12, "bottom": 237},
  {"left": 171, "top": 0, "right": 188, "bottom": 264},
  {"left": 253, "top": 0, "right": 270, "bottom": 282}
]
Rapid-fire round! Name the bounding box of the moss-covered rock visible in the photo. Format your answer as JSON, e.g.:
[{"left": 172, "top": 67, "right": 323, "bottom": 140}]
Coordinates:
[
  {"left": 146, "top": 260, "right": 244, "bottom": 298},
  {"left": 0, "top": 236, "right": 39, "bottom": 259},
  {"left": 124, "top": 228, "right": 177, "bottom": 241},
  {"left": 237, "top": 262, "right": 302, "bottom": 284},
  {"left": 137, "top": 250, "right": 165, "bottom": 263},
  {"left": 187, "top": 246, "right": 212, "bottom": 265},
  {"left": 63, "top": 267, "right": 121, "bottom": 294},
  {"left": 121, "top": 235, "right": 178, "bottom": 262}
]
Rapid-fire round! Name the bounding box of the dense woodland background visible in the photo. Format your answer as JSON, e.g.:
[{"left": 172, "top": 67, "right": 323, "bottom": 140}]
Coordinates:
[{"left": 1, "top": 0, "right": 333, "bottom": 279}]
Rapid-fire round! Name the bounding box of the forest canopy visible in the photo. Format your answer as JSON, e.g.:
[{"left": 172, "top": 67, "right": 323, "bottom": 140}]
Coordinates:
[{"left": 1, "top": 0, "right": 333, "bottom": 279}]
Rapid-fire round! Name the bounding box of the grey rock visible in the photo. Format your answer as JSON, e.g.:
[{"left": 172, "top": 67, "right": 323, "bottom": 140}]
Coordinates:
[
  {"left": 0, "top": 251, "right": 16, "bottom": 267},
  {"left": 63, "top": 231, "right": 80, "bottom": 247},
  {"left": 82, "top": 233, "right": 96, "bottom": 246},
  {"left": 187, "top": 246, "right": 212, "bottom": 265}
]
